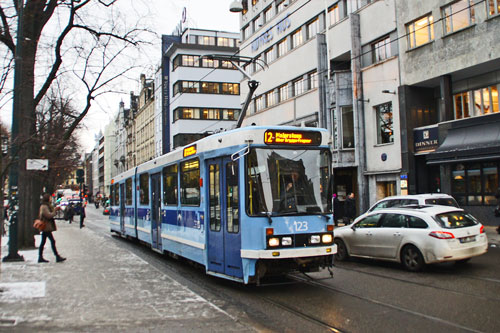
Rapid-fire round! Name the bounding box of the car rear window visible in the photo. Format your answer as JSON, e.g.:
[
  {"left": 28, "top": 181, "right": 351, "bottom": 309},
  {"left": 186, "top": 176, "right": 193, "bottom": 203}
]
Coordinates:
[
  {"left": 424, "top": 198, "right": 459, "bottom": 207},
  {"left": 434, "top": 212, "right": 479, "bottom": 229}
]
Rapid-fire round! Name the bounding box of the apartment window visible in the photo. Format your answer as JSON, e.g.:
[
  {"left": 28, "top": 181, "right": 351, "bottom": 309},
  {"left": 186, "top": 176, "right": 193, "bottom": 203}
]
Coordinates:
[
  {"left": 329, "top": 3, "right": 341, "bottom": 25},
  {"left": 293, "top": 77, "right": 305, "bottom": 96},
  {"left": 307, "top": 18, "right": 319, "bottom": 39},
  {"left": 222, "top": 83, "right": 240, "bottom": 95},
  {"left": 198, "top": 36, "right": 215, "bottom": 45},
  {"left": 372, "top": 36, "right": 391, "bottom": 63},
  {"left": 217, "top": 37, "right": 234, "bottom": 47},
  {"left": 454, "top": 91, "right": 471, "bottom": 119},
  {"left": 276, "top": 0, "right": 286, "bottom": 13},
  {"left": 292, "top": 28, "right": 303, "bottom": 48},
  {"left": 308, "top": 71, "right": 318, "bottom": 90},
  {"left": 376, "top": 102, "right": 394, "bottom": 144},
  {"left": 342, "top": 106, "right": 354, "bottom": 149},
  {"left": 488, "top": 0, "right": 500, "bottom": 16},
  {"left": 473, "top": 86, "right": 499, "bottom": 116},
  {"left": 278, "top": 38, "right": 288, "bottom": 57},
  {"left": 265, "top": 47, "right": 276, "bottom": 63},
  {"left": 201, "top": 58, "right": 219, "bottom": 68},
  {"left": 264, "top": 6, "right": 272, "bottom": 23},
  {"left": 266, "top": 90, "right": 276, "bottom": 107},
  {"left": 279, "top": 84, "right": 289, "bottom": 102},
  {"left": 256, "top": 95, "right": 265, "bottom": 111},
  {"left": 243, "top": 25, "right": 251, "bottom": 40},
  {"left": 407, "top": 14, "right": 434, "bottom": 49},
  {"left": 443, "top": 0, "right": 474, "bottom": 34}
]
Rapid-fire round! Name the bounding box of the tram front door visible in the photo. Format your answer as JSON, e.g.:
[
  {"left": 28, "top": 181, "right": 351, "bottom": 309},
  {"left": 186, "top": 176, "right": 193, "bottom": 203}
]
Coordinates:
[
  {"left": 207, "top": 157, "right": 242, "bottom": 279},
  {"left": 151, "top": 173, "right": 162, "bottom": 250}
]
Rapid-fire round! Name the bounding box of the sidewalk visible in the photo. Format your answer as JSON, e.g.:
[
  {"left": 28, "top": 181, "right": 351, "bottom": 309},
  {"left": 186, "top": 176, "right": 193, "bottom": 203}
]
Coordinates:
[{"left": 0, "top": 221, "right": 253, "bottom": 332}]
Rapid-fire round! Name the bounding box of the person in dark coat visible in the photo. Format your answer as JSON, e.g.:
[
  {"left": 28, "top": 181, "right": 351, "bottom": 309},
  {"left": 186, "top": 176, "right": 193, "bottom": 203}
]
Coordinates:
[
  {"left": 333, "top": 193, "right": 341, "bottom": 226},
  {"left": 79, "top": 203, "right": 86, "bottom": 229},
  {"left": 38, "top": 193, "right": 66, "bottom": 263},
  {"left": 344, "top": 192, "right": 356, "bottom": 224},
  {"left": 66, "top": 203, "right": 75, "bottom": 224}
]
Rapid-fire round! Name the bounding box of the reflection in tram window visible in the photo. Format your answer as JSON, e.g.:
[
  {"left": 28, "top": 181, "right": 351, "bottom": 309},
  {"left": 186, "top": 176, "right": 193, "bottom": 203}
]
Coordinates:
[
  {"left": 181, "top": 158, "right": 200, "bottom": 206},
  {"left": 163, "top": 164, "right": 178, "bottom": 205},
  {"left": 226, "top": 161, "right": 239, "bottom": 233}
]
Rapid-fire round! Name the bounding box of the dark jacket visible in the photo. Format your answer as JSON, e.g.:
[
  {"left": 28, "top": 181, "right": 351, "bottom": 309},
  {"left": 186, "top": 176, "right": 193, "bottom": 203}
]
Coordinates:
[{"left": 344, "top": 197, "right": 356, "bottom": 220}]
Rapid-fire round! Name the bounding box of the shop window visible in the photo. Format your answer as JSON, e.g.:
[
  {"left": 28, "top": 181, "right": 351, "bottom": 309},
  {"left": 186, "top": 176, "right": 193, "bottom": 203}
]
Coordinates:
[
  {"left": 451, "top": 162, "right": 499, "bottom": 206},
  {"left": 371, "top": 36, "right": 391, "bottom": 63},
  {"left": 342, "top": 106, "right": 354, "bottom": 149},
  {"left": 467, "top": 164, "right": 481, "bottom": 204},
  {"left": 442, "top": 0, "right": 474, "bottom": 34},
  {"left": 376, "top": 102, "right": 393, "bottom": 144},
  {"left": 488, "top": 0, "right": 500, "bottom": 16},
  {"left": 406, "top": 14, "right": 434, "bottom": 49},
  {"left": 484, "top": 163, "right": 498, "bottom": 204}
]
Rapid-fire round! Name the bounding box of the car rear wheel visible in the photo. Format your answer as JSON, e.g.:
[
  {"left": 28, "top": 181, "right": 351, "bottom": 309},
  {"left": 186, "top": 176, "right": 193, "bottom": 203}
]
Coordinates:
[
  {"left": 401, "top": 245, "right": 424, "bottom": 272},
  {"left": 334, "top": 238, "right": 349, "bottom": 261}
]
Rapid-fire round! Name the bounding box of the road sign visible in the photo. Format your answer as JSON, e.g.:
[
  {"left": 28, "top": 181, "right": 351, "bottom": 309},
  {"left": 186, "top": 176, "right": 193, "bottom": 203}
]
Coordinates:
[{"left": 26, "top": 159, "right": 48, "bottom": 170}]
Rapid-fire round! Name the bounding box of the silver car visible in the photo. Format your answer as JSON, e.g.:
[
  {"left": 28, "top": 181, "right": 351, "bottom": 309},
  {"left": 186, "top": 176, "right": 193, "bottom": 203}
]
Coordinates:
[{"left": 334, "top": 206, "right": 488, "bottom": 271}]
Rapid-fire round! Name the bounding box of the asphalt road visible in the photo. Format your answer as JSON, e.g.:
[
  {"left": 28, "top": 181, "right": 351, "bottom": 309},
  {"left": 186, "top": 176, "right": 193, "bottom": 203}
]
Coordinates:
[{"left": 85, "top": 206, "right": 500, "bottom": 333}]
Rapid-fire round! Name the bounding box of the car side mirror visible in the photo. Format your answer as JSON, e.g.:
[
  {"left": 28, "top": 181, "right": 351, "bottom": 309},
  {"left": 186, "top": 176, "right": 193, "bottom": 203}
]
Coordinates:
[{"left": 351, "top": 224, "right": 356, "bottom": 231}]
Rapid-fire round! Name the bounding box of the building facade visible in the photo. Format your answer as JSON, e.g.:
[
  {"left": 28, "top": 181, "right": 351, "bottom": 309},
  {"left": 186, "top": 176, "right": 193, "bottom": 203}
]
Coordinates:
[
  {"left": 125, "top": 92, "right": 138, "bottom": 169},
  {"left": 135, "top": 74, "right": 156, "bottom": 165},
  {"left": 237, "top": 0, "right": 401, "bottom": 213},
  {"left": 396, "top": 0, "right": 500, "bottom": 221},
  {"left": 164, "top": 28, "right": 242, "bottom": 150},
  {"left": 104, "top": 119, "right": 116, "bottom": 196}
]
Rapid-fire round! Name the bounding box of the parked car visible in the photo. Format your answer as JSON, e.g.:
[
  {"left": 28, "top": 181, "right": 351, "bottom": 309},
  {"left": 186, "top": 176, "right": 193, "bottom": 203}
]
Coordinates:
[
  {"left": 334, "top": 205, "right": 488, "bottom": 271},
  {"left": 365, "top": 193, "right": 459, "bottom": 215}
]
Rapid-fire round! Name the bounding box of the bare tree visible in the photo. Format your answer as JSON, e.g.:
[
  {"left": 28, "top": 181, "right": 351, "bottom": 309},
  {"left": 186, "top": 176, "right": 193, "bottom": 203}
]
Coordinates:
[{"left": 0, "top": 0, "right": 154, "bottom": 248}]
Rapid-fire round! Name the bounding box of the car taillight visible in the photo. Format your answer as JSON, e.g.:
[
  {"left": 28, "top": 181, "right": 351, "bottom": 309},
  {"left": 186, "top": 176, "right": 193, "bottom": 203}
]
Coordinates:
[
  {"left": 480, "top": 225, "right": 484, "bottom": 234},
  {"left": 429, "top": 231, "right": 455, "bottom": 239}
]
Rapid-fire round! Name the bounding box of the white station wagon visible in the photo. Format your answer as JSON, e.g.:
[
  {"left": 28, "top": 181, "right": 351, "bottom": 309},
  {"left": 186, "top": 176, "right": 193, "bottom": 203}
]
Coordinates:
[{"left": 334, "top": 206, "right": 488, "bottom": 271}]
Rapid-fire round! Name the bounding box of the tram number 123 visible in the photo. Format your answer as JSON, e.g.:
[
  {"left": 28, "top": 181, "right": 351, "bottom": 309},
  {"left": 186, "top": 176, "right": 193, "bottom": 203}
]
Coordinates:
[{"left": 293, "top": 221, "right": 308, "bottom": 232}]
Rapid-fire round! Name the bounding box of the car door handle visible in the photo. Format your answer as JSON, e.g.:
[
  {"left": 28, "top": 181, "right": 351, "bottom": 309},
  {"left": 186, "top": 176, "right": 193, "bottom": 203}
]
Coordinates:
[{"left": 393, "top": 232, "right": 401, "bottom": 236}]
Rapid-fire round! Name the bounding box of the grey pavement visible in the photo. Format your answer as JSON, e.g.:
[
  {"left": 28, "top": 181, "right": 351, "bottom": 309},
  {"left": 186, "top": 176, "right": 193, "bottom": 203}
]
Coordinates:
[{"left": 0, "top": 220, "right": 254, "bottom": 332}]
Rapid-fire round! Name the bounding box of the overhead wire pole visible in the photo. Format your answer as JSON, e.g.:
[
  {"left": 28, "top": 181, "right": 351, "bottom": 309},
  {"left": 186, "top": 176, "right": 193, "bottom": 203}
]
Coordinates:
[{"left": 3, "top": 0, "right": 25, "bottom": 262}]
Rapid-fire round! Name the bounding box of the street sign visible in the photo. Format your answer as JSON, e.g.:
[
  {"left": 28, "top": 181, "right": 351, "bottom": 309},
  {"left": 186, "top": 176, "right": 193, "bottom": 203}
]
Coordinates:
[{"left": 26, "top": 159, "right": 48, "bottom": 170}]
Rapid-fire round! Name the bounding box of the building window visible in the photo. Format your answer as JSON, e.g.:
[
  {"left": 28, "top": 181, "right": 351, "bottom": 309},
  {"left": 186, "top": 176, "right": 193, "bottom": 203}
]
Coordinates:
[
  {"left": 308, "top": 71, "right": 318, "bottom": 90},
  {"left": 347, "top": 0, "right": 362, "bottom": 13},
  {"left": 488, "top": 0, "right": 500, "bottom": 16},
  {"left": 328, "top": 3, "right": 341, "bottom": 25},
  {"left": 407, "top": 14, "right": 434, "bottom": 49},
  {"left": 454, "top": 85, "right": 499, "bottom": 119},
  {"left": 173, "top": 107, "right": 240, "bottom": 121},
  {"left": 198, "top": 36, "right": 215, "bottom": 45},
  {"left": 342, "top": 106, "right": 354, "bottom": 149},
  {"left": 256, "top": 95, "right": 265, "bottom": 112},
  {"left": 265, "top": 47, "right": 276, "bottom": 64},
  {"left": 201, "top": 58, "right": 219, "bottom": 68},
  {"left": 243, "top": 25, "right": 251, "bottom": 40},
  {"left": 217, "top": 37, "right": 234, "bottom": 47},
  {"left": 264, "top": 6, "right": 272, "bottom": 23},
  {"left": 442, "top": 0, "right": 474, "bottom": 34},
  {"left": 293, "top": 76, "right": 305, "bottom": 96},
  {"left": 307, "top": 18, "right": 319, "bottom": 39},
  {"left": 376, "top": 102, "right": 394, "bottom": 144},
  {"left": 276, "top": 0, "right": 286, "bottom": 13},
  {"left": 279, "top": 84, "right": 289, "bottom": 102},
  {"left": 278, "top": 38, "right": 288, "bottom": 57},
  {"left": 222, "top": 83, "right": 240, "bottom": 95},
  {"left": 452, "top": 162, "right": 499, "bottom": 206},
  {"left": 291, "top": 28, "right": 303, "bottom": 48},
  {"left": 220, "top": 60, "right": 235, "bottom": 69},
  {"left": 372, "top": 36, "right": 391, "bottom": 63},
  {"left": 265, "top": 90, "right": 276, "bottom": 108}
]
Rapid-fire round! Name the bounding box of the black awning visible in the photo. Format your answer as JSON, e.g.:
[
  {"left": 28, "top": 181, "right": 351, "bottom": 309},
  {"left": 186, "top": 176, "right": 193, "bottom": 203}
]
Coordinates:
[{"left": 426, "top": 120, "right": 500, "bottom": 164}]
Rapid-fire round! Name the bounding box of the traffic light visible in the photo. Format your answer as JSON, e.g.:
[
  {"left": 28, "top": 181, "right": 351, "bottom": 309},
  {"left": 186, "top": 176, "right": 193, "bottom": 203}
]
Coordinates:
[
  {"left": 76, "top": 169, "right": 84, "bottom": 184},
  {"left": 83, "top": 184, "right": 88, "bottom": 194}
]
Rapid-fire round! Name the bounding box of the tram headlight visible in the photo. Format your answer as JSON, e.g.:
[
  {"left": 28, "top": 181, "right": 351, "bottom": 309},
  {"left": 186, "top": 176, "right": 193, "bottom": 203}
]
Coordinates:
[
  {"left": 268, "top": 237, "right": 280, "bottom": 247},
  {"left": 310, "top": 235, "right": 320, "bottom": 244},
  {"left": 322, "top": 234, "right": 333, "bottom": 244},
  {"left": 281, "top": 237, "right": 292, "bottom": 246}
]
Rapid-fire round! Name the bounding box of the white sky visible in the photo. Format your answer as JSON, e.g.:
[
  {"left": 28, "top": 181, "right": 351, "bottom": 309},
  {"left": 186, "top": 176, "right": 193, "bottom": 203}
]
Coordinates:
[{"left": 79, "top": 0, "right": 240, "bottom": 153}]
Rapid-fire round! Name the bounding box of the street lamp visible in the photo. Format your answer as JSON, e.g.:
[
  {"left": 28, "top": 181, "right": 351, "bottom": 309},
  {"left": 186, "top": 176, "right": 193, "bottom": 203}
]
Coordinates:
[{"left": 229, "top": 1, "right": 244, "bottom": 12}]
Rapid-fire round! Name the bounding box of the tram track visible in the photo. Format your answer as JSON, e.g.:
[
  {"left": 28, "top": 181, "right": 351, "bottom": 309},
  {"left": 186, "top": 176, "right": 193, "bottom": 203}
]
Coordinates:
[{"left": 332, "top": 263, "right": 500, "bottom": 302}]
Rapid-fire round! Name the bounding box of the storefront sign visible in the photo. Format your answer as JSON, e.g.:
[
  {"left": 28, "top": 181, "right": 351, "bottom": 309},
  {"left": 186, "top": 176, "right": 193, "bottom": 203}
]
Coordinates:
[{"left": 414, "top": 126, "right": 438, "bottom": 153}]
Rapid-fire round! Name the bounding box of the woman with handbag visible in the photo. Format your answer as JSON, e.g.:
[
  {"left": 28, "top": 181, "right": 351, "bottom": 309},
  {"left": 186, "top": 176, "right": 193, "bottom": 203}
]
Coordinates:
[{"left": 38, "top": 193, "right": 66, "bottom": 263}]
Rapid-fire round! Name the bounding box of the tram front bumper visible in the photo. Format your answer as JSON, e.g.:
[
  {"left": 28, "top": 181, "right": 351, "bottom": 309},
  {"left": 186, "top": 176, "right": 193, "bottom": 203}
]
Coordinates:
[{"left": 241, "top": 245, "right": 336, "bottom": 259}]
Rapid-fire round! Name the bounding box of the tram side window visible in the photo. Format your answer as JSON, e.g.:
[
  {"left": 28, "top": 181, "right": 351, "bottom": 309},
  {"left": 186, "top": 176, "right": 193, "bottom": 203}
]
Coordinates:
[
  {"left": 125, "top": 178, "right": 132, "bottom": 205},
  {"left": 110, "top": 185, "right": 114, "bottom": 206},
  {"left": 181, "top": 158, "right": 200, "bottom": 206},
  {"left": 139, "top": 173, "right": 150, "bottom": 205},
  {"left": 114, "top": 183, "right": 120, "bottom": 206},
  {"left": 226, "top": 161, "right": 239, "bottom": 233},
  {"left": 163, "top": 164, "right": 178, "bottom": 205}
]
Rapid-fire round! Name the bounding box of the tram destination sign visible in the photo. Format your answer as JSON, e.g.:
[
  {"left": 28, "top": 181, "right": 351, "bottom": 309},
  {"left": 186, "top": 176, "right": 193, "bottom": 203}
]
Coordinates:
[
  {"left": 264, "top": 130, "right": 322, "bottom": 146},
  {"left": 183, "top": 144, "right": 197, "bottom": 157}
]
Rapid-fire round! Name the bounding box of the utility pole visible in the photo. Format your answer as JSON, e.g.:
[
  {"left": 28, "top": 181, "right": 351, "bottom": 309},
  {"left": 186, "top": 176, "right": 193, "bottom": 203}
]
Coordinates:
[{"left": 3, "top": 0, "right": 25, "bottom": 262}]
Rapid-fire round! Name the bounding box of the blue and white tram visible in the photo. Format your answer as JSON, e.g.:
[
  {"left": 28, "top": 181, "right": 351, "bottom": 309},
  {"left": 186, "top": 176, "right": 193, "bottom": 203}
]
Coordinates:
[{"left": 109, "top": 126, "right": 336, "bottom": 284}]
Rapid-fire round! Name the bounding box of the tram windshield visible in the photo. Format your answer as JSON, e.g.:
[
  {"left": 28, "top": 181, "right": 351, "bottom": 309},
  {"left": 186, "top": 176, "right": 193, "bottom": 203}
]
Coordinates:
[{"left": 246, "top": 148, "right": 331, "bottom": 216}]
